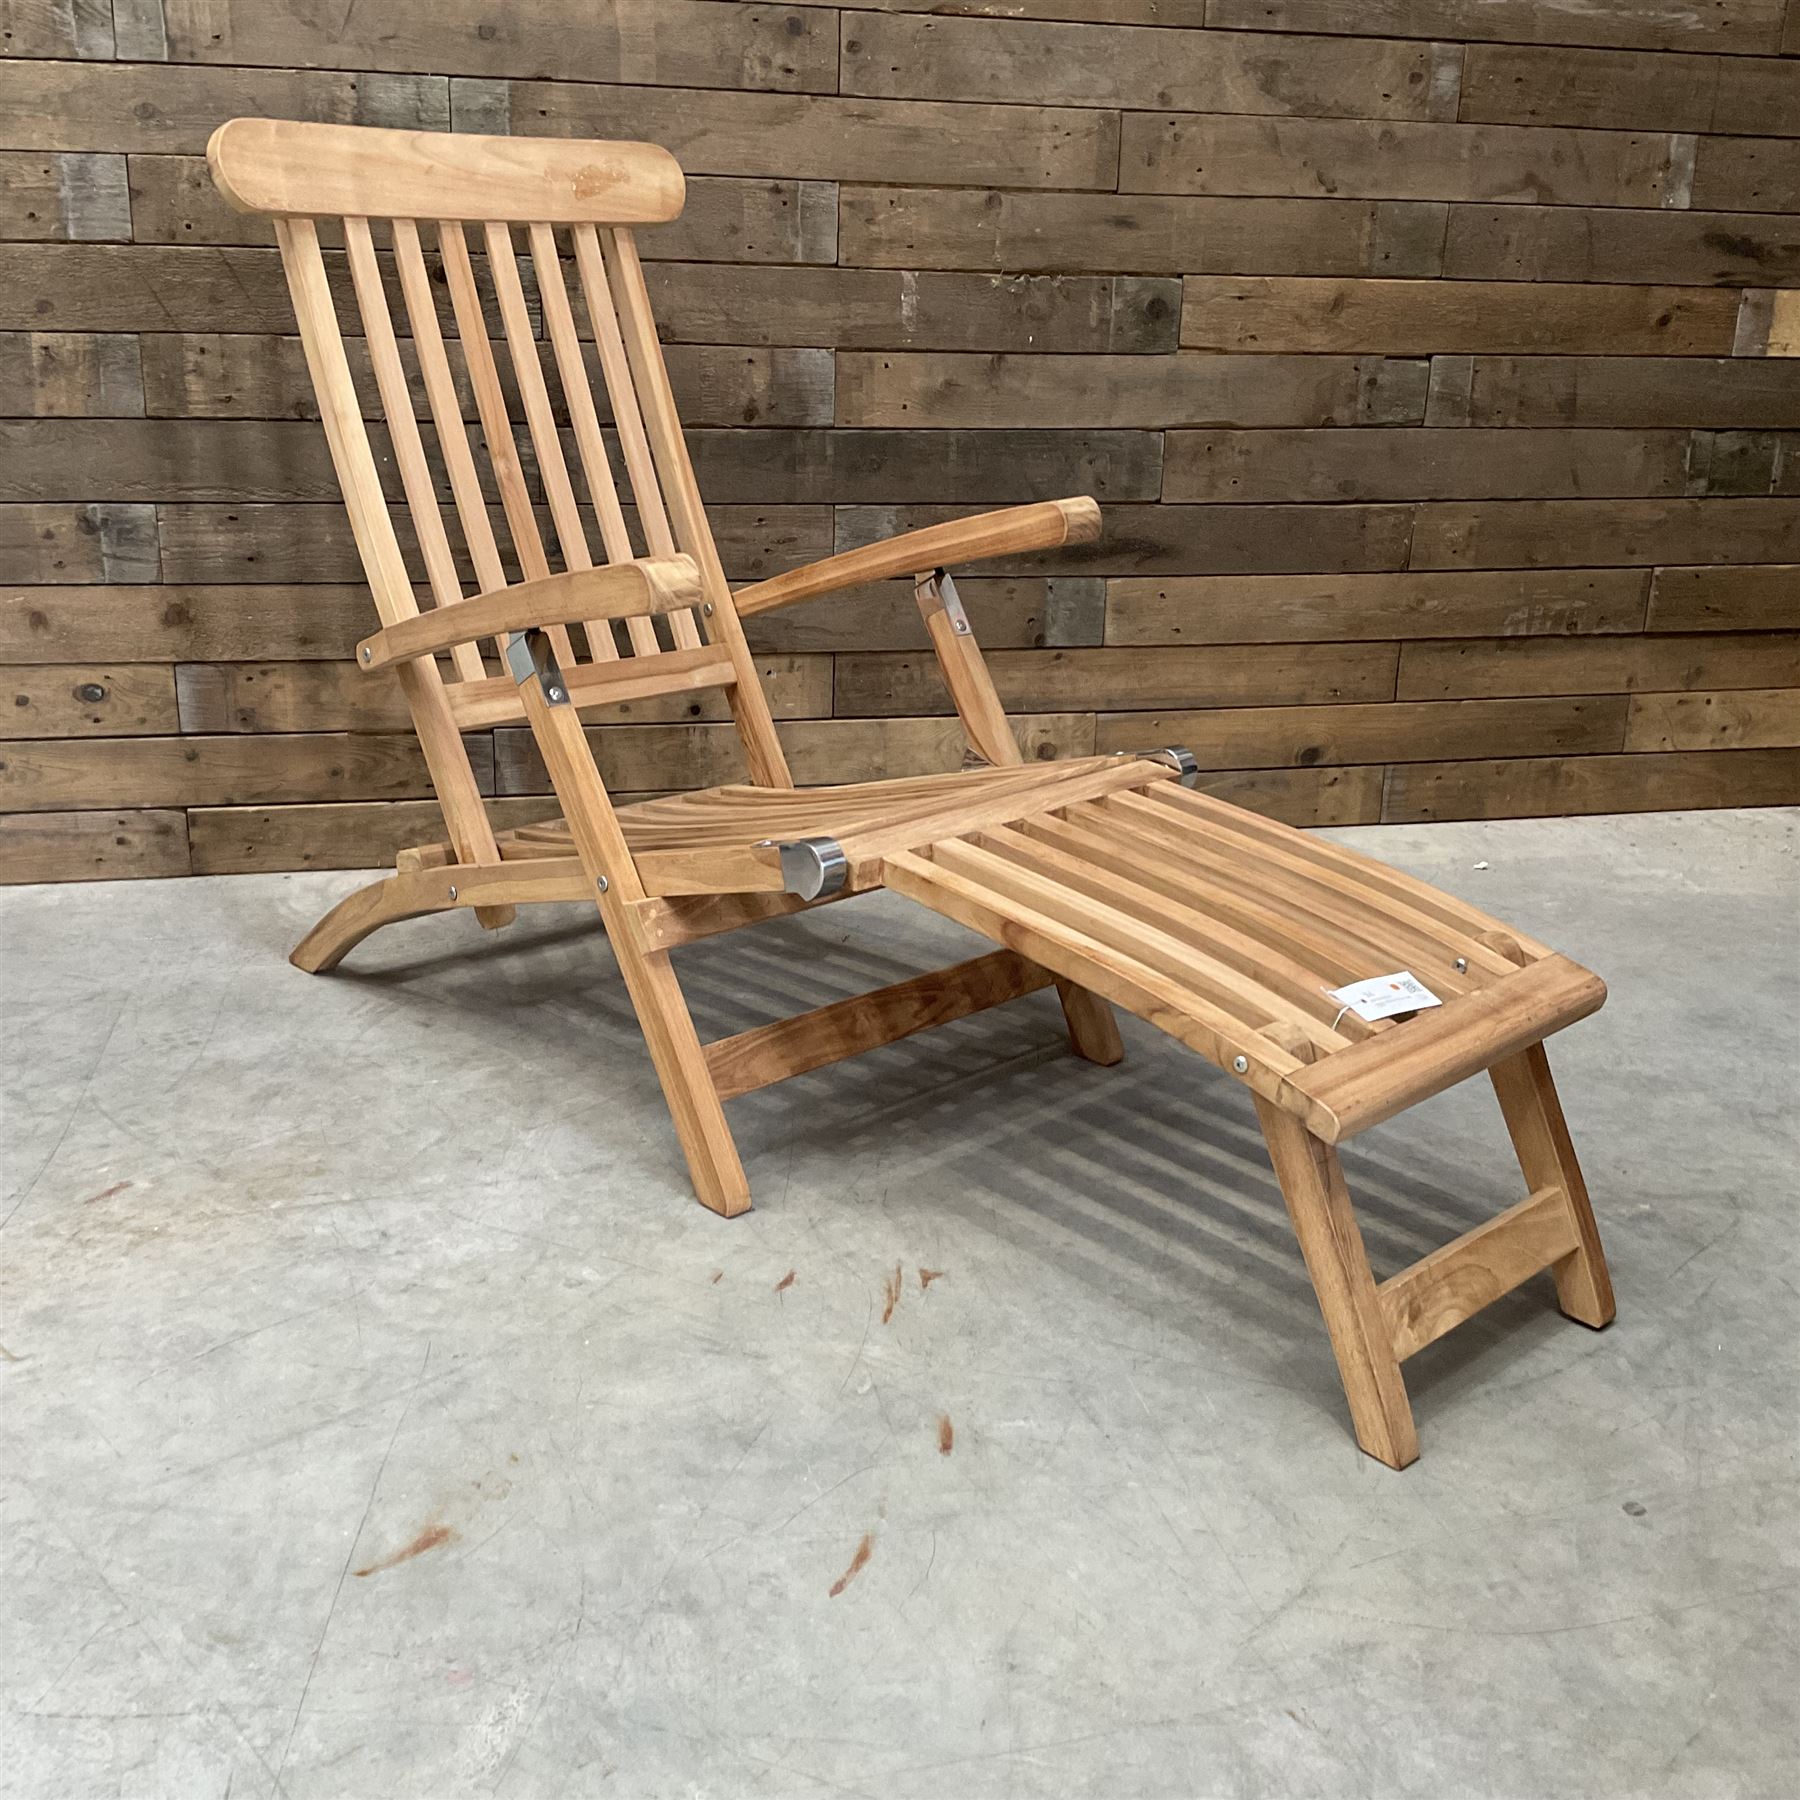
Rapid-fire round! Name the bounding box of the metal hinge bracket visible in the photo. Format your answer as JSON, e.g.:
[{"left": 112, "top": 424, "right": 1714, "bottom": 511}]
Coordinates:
[
  {"left": 503, "top": 628, "right": 570, "bottom": 705},
  {"left": 915, "top": 566, "right": 972, "bottom": 637},
  {"left": 757, "top": 835, "right": 849, "bottom": 902}
]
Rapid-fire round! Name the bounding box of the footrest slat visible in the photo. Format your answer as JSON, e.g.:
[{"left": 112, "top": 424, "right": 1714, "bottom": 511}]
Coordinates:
[{"left": 1379, "top": 1184, "right": 1579, "bottom": 1362}]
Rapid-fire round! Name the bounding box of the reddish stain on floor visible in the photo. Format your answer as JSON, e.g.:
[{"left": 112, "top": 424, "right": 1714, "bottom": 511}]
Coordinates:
[
  {"left": 880, "top": 1263, "right": 903, "bottom": 1324},
  {"left": 774, "top": 1269, "right": 795, "bottom": 1294},
  {"left": 938, "top": 1414, "right": 954, "bottom": 1456},
  {"left": 918, "top": 1267, "right": 945, "bottom": 1289},
  {"left": 828, "top": 1533, "right": 874, "bottom": 1598},
  {"left": 83, "top": 1181, "right": 132, "bottom": 1206},
  {"left": 354, "top": 1522, "right": 457, "bottom": 1578}
]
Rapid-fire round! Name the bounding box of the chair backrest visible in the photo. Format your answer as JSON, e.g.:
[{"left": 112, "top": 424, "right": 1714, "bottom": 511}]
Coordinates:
[{"left": 207, "top": 118, "right": 793, "bottom": 871}]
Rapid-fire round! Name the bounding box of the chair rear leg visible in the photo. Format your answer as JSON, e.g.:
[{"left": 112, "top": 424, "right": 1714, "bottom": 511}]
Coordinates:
[
  {"left": 1489, "top": 1043, "right": 1615, "bottom": 1329},
  {"left": 1255, "top": 1098, "right": 1420, "bottom": 1469},
  {"left": 609, "top": 925, "right": 753, "bottom": 1219}
]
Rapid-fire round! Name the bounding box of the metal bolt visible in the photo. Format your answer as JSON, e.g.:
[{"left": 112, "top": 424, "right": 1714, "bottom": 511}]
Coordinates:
[
  {"left": 595, "top": 875, "right": 609, "bottom": 893},
  {"left": 702, "top": 602, "right": 714, "bottom": 616},
  {"left": 447, "top": 884, "right": 457, "bottom": 901},
  {"left": 1231, "top": 1055, "right": 1249, "bottom": 1074},
  {"left": 953, "top": 619, "right": 971, "bottom": 635},
  {"left": 1453, "top": 956, "right": 1468, "bottom": 973},
  {"left": 76, "top": 682, "right": 107, "bottom": 704},
  {"left": 546, "top": 685, "right": 567, "bottom": 704},
  {"left": 359, "top": 645, "right": 371, "bottom": 663}
]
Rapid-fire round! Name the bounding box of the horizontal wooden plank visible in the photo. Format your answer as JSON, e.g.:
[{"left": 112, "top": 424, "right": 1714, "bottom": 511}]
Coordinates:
[
  {"left": 173, "top": 654, "right": 832, "bottom": 733},
  {"left": 643, "top": 265, "right": 1180, "bottom": 352},
  {"left": 0, "top": 731, "right": 489, "bottom": 811},
  {"left": 687, "top": 430, "right": 1164, "bottom": 506},
  {"left": 835, "top": 352, "right": 1427, "bottom": 429},
  {"left": 1382, "top": 747, "right": 1800, "bottom": 821},
  {"left": 1443, "top": 204, "right": 1800, "bottom": 286},
  {"left": 1, "top": 663, "right": 177, "bottom": 737},
  {"left": 722, "top": 0, "right": 1209, "bottom": 17},
  {"left": 153, "top": 503, "right": 834, "bottom": 584},
  {"left": 1104, "top": 569, "right": 1650, "bottom": 645},
  {"left": 0, "top": 330, "right": 145, "bottom": 417},
  {"left": 837, "top": 503, "right": 1416, "bottom": 577},
  {"left": 0, "top": 148, "right": 129, "bottom": 241},
  {"left": 0, "top": 502, "right": 156, "bottom": 583},
  {"left": 1398, "top": 632, "right": 1800, "bottom": 699},
  {"left": 492, "top": 713, "right": 1098, "bottom": 795},
  {"left": 1093, "top": 695, "right": 1624, "bottom": 767},
  {"left": 1199, "top": 763, "right": 1385, "bottom": 828},
  {"left": 1464, "top": 356, "right": 1800, "bottom": 428},
  {"left": 1460, "top": 42, "right": 1800, "bottom": 137},
  {"left": 0, "top": 58, "right": 449, "bottom": 154},
  {"left": 1625, "top": 686, "right": 1800, "bottom": 750},
  {"left": 0, "top": 808, "right": 189, "bottom": 884},
  {"left": 0, "top": 244, "right": 308, "bottom": 333},
  {"left": 1164, "top": 428, "right": 1692, "bottom": 504},
  {"left": 1123, "top": 114, "right": 1682, "bottom": 208},
  {"left": 840, "top": 12, "right": 1460, "bottom": 118},
  {"left": 108, "top": 333, "right": 833, "bottom": 427},
  {"left": 839, "top": 187, "right": 1447, "bottom": 276},
  {"left": 740, "top": 577, "right": 1096, "bottom": 655},
  {"left": 495, "top": 80, "right": 1119, "bottom": 191},
  {"left": 1646, "top": 563, "right": 1800, "bottom": 631},
  {"left": 1178, "top": 276, "right": 1741, "bottom": 357},
  {"left": 157, "top": 1, "right": 838, "bottom": 90},
  {"left": 1409, "top": 498, "right": 1800, "bottom": 569},
  {"left": 0, "top": 418, "right": 1162, "bottom": 507},
  {"left": 0, "top": 0, "right": 115, "bottom": 58},
  {"left": 186, "top": 797, "right": 565, "bottom": 876},
  {"left": 832, "top": 643, "right": 1400, "bottom": 718},
  {"left": 126, "top": 155, "right": 840, "bottom": 264},
  {"left": 1690, "top": 136, "right": 1800, "bottom": 214},
  {"left": 1207, "top": 1, "right": 1786, "bottom": 56},
  {"left": 0, "top": 586, "right": 373, "bottom": 662}
]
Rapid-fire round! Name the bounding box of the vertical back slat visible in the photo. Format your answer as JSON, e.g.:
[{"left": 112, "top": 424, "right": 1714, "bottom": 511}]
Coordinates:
[
  {"left": 437, "top": 220, "right": 578, "bottom": 667},
  {"left": 602, "top": 227, "right": 792, "bottom": 788},
  {"left": 568, "top": 222, "right": 701, "bottom": 652},
  {"left": 274, "top": 214, "right": 502, "bottom": 874},
  {"left": 342, "top": 215, "right": 483, "bottom": 684},
  {"left": 529, "top": 221, "right": 654, "bottom": 658},
  {"left": 391, "top": 215, "right": 512, "bottom": 665},
  {"left": 483, "top": 221, "right": 594, "bottom": 583}
]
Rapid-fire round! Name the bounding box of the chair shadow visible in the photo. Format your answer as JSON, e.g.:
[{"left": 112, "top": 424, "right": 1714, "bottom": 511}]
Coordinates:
[{"left": 304, "top": 892, "right": 1578, "bottom": 1429}]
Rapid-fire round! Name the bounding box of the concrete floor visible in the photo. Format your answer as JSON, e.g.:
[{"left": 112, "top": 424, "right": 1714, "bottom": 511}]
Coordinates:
[{"left": 2, "top": 808, "right": 1796, "bottom": 1800}]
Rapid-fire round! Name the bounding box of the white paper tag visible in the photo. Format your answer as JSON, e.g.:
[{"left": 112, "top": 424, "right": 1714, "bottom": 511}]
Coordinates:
[{"left": 1327, "top": 971, "right": 1442, "bottom": 1023}]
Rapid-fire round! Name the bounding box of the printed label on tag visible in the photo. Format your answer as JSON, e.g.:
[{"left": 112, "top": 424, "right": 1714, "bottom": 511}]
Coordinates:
[{"left": 1327, "top": 971, "right": 1441, "bottom": 1023}]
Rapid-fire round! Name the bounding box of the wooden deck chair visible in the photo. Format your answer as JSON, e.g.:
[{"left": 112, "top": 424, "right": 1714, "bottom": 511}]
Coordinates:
[{"left": 209, "top": 119, "right": 1616, "bottom": 1467}]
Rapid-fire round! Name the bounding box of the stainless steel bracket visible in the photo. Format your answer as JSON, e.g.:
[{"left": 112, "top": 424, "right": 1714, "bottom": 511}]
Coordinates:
[
  {"left": 503, "top": 628, "right": 570, "bottom": 705},
  {"left": 758, "top": 835, "right": 849, "bottom": 901},
  {"left": 1130, "top": 745, "right": 1200, "bottom": 787},
  {"left": 915, "top": 567, "right": 972, "bottom": 637}
]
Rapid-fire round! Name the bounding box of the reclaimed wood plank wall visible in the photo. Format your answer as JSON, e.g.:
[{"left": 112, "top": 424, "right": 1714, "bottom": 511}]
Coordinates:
[{"left": 3, "top": 0, "right": 1798, "bottom": 883}]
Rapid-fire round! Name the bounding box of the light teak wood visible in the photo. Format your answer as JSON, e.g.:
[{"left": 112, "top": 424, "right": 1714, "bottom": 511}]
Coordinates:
[{"left": 217, "top": 120, "right": 1616, "bottom": 1470}]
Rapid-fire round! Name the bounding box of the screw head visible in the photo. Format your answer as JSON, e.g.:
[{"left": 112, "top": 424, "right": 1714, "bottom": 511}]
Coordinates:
[
  {"left": 702, "top": 602, "right": 714, "bottom": 616},
  {"left": 76, "top": 682, "right": 107, "bottom": 704},
  {"left": 359, "top": 645, "right": 371, "bottom": 663},
  {"left": 595, "top": 875, "right": 609, "bottom": 893},
  {"left": 1231, "top": 1055, "right": 1249, "bottom": 1074},
  {"left": 546, "top": 685, "right": 567, "bottom": 704},
  {"left": 447, "top": 884, "right": 458, "bottom": 901},
  {"left": 1453, "top": 956, "right": 1468, "bottom": 973}
]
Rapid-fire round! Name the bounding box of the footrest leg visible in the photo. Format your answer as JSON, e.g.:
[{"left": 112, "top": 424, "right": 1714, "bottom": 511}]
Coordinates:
[
  {"left": 1256, "top": 1098, "right": 1419, "bottom": 1470},
  {"left": 1490, "top": 1044, "right": 1616, "bottom": 1329}
]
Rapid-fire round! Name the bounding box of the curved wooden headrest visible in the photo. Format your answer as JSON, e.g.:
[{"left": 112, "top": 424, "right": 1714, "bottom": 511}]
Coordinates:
[{"left": 207, "top": 118, "right": 685, "bottom": 225}]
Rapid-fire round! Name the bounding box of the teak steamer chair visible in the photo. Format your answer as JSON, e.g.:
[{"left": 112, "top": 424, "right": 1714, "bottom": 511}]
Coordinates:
[{"left": 210, "top": 119, "right": 1616, "bottom": 1468}]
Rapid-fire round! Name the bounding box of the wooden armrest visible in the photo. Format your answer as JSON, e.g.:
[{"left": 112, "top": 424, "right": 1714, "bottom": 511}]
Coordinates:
[
  {"left": 356, "top": 555, "right": 702, "bottom": 671},
  {"left": 732, "top": 497, "right": 1100, "bottom": 619}
]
